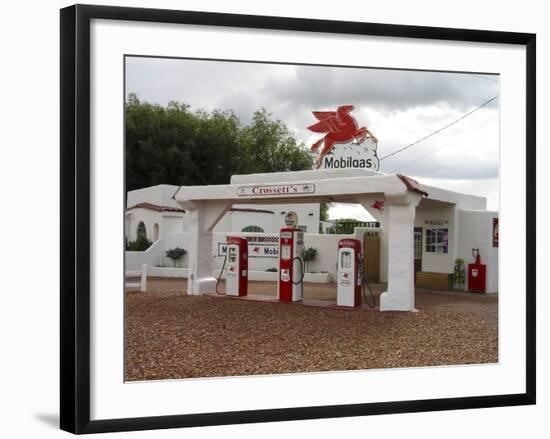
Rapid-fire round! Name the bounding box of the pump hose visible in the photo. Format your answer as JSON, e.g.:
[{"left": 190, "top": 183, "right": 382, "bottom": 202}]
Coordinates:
[
  {"left": 215, "top": 253, "right": 228, "bottom": 295},
  {"left": 291, "top": 256, "right": 305, "bottom": 285},
  {"left": 359, "top": 256, "right": 376, "bottom": 308}
]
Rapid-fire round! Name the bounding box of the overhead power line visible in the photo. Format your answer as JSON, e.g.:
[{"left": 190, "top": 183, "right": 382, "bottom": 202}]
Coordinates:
[
  {"left": 387, "top": 114, "right": 498, "bottom": 173},
  {"left": 379, "top": 95, "right": 499, "bottom": 161}
]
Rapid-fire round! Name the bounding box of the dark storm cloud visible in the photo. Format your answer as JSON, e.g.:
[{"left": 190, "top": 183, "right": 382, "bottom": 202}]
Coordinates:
[
  {"left": 259, "top": 65, "right": 498, "bottom": 113},
  {"left": 126, "top": 57, "right": 498, "bottom": 119}
]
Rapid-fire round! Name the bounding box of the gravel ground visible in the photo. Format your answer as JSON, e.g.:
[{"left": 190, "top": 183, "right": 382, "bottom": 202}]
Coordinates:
[{"left": 125, "top": 278, "right": 498, "bottom": 381}]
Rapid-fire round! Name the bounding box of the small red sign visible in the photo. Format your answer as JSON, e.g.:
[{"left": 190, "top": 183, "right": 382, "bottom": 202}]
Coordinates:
[{"left": 372, "top": 200, "right": 384, "bottom": 212}]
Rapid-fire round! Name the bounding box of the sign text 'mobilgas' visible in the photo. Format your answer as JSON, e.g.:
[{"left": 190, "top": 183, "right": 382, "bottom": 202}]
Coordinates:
[{"left": 324, "top": 156, "right": 375, "bottom": 169}]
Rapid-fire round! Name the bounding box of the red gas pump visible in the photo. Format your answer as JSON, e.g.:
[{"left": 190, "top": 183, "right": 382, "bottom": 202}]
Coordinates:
[
  {"left": 468, "top": 248, "right": 486, "bottom": 293},
  {"left": 277, "top": 227, "right": 305, "bottom": 302},
  {"left": 336, "top": 239, "right": 362, "bottom": 307},
  {"left": 218, "top": 236, "right": 248, "bottom": 296}
]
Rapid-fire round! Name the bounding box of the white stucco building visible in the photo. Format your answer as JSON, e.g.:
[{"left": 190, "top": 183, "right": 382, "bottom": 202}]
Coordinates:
[
  {"left": 126, "top": 184, "right": 320, "bottom": 237},
  {"left": 125, "top": 169, "right": 498, "bottom": 310}
]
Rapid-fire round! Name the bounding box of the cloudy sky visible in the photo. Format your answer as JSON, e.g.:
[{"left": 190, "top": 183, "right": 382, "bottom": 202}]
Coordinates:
[{"left": 125, "top": 56, "right": 499, "bottom": 220}]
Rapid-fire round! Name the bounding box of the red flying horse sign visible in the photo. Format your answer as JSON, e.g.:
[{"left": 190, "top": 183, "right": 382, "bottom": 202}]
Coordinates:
[{"left": 308, "top": 105, "right": 378, "bottom": 169}]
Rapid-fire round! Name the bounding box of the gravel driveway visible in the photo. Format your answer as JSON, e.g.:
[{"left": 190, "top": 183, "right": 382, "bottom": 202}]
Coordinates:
[{"left": 125, "top": 278, "right": 498, "bottom": 381}]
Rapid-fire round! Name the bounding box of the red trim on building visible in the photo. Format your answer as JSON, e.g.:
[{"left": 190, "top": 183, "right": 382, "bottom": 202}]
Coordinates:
[
  {"left": 127, "top": 204, "right": 275, "bottom": 215},
  {"left": 127, "top": 202, "right": 186, "bottom": 213},
  {"left": 396, "top": 174, "right": 429, "bottom": 197},
  {"left": 229, "top": 208, "right": 275, "bottom": 214}
]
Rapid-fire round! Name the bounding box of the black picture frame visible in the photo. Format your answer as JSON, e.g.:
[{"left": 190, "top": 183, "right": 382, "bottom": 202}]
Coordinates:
[{"left": 60, "top": 4, "right": 536, "bottom": 434}]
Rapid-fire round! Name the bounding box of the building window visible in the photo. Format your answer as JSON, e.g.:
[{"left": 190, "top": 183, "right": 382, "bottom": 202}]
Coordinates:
[
  {"left": 425, "top": 228, "right": 448, "bottom": 254},
  {"left": 137, "top": 221, "right": 147, "bottom": 239},
  {"left": 414, "top": 229, "right": 422, "bottom": 259},
  {"left": 241, "top": 225, "right": 264, "bottom": 233},
  {"left": 153, "top": 223, "right": 159, "bottom": 241},
  {"left": 297, "top": 225, "right": 307, "bottom": 232}
]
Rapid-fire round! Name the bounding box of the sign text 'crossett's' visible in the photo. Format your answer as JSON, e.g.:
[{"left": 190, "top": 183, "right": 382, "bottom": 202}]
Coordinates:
[{"left": 237, "top": 183, "right": 315, "bottom": 197}]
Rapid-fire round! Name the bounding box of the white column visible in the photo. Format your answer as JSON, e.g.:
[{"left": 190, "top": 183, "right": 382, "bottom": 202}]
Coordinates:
[
  {"left": 378, "top": 214, "right": 389, "bottom": 283},
  {"left": 186, "top": 200, "right": 231, "bottom": 295},
  {"left": 380, "top": 193, "right": 421, "bottom": 311}
]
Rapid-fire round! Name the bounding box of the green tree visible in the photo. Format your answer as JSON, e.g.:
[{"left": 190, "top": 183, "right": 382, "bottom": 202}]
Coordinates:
[
  {"left": 125, "top": 95, "right": 313, "bottom": 192},
  {"left": 165, "top": 247, "right": 187, "bottom": 267},
  {"left": 126, "top": 235, "right": 153, "bottom": 251},
  {"left": 301, "top": 247, "right": 318, "bottom": 273},
  {"left": 319, "top": 202, "right": 329, "bottom": 222},
  {"left": 330, "top": 219, "right": 369, "bottom": 235},
  {"left": 240, "top": 109, "right": 313, "bottom": 174}
]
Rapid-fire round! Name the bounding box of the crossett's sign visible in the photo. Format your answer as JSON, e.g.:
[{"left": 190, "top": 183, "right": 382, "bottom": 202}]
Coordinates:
[
  {"left": 308, "top": 104, "right": 380, "bottom": 171},
  {"left": 237, "top": 183, "right": 315, "bottom": 197}
]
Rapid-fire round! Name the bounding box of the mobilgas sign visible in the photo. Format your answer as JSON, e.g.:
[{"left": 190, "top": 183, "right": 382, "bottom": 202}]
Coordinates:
[
  {"left": 218, "top": 236, "right": 279, "bottom": 258},
  {"left": 308, "top": 105, "right": 380, "bottom": 171},
  {"left": 237, "top": 183, "right": 315, "bottom": 197},
  {"left": 218, "top": 242, "right": 279, "bottom": 258},
  {"left": 323, "top": 154, "right": 377, "bottom": 170}
]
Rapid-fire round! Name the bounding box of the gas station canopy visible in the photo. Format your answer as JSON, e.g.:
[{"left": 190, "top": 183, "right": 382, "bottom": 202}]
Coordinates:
[{"left": 174, "top": 169, "right": 431, "bottom": 311}]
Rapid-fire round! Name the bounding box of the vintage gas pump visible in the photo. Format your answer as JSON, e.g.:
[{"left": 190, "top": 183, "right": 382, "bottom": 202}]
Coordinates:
[
  {"left": 222, "top": 236, "right": 248, "bottom": 296},
  {"left": 468, "top": 248, "right": 486, "bottom": 293},
  {"left": 277, "top": 227, "right": 305, "bottom": 302},
  {"left": 336, "top": 239, "right": 362, "bottom": 307}
]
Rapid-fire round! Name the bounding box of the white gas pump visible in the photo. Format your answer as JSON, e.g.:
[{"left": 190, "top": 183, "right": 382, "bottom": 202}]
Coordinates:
[
  {"left": 217, "top": 236, "right": 248, "bottom": 296},
  {"left": 277, "top": 227, "right": 305, "bottom": 302},
  {"left": 336, "top": 239, "right": 362, "bottom": 307}
]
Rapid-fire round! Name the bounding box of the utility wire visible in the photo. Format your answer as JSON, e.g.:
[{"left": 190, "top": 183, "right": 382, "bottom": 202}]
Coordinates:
[
  {"left": 387, "top": 114, "right": 498, "bottom": 173},
  {"left": 379, "top": 95, "right": 499, "bottom": 161}
]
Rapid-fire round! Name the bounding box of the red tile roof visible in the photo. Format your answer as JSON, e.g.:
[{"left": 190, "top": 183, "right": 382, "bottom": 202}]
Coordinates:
[
  {"left": 229, "top": 207, "right": 275, "bottom": 214},
  {"left": 127, "top": 204, "right": 274, "bottom": 215},
  {"left": 397, "top": 174, "right": 429, "bottom": 197},
  {"left": 127, "top": 202, "right": 186, "bottom": 213}
]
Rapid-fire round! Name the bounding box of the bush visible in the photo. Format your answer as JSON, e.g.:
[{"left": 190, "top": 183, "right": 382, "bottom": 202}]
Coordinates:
[
  {"left": 265, "top": 267, "right": 278, "bottom": 272},
  {"left": 126, "top": 235, "right": 153, "bottom": 251},
  {"left": 454, "top": 258, "right": 466, "bottom": 285},
  {"left": 165, "top": 247, "right": 187, "bottom": 267},
  {"left": 301, "top": 247, "right": 318, "bottom": 273}
]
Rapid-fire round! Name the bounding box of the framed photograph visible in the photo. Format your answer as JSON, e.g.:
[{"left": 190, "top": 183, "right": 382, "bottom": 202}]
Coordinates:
[{"left": 60, "top": 4, "right": 536, "bottom": 434}]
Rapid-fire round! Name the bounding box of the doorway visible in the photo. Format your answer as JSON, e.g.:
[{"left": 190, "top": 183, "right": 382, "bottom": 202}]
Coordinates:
[{"left": 363, "top": 231, "right": 380, "bottom": 282}]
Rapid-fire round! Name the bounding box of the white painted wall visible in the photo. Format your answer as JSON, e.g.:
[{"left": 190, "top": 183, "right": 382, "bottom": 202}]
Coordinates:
[
  {"left": 126, "top": 239, "right": 163, "bottom": 271},
  {"left": 229, "top": 209, "right": 275, "bottom": 233},
  {"left": 268, "top": 203, "right": 320, "bottom": 233},
  {"left": 127, "top": 186, "right": 320, "bottom": 234},
  {"left": 126, "top": 184, "right": 181, "bottom": 208},
  {"left": 414, "top": 201, "right": 457, "bottom": 274},
  {"left": 219, "top": 204, "right": 320, "bottom": 234},
  {"left": 457, "top": 209, "right": 499, "bottom": 293},
  {"left": 125, "top": 208, "right": 163, "bottom": 242},
  {"left": 357, "top": 191, "right": 498, "bottom": 291},
  {"left": 125, "top": 208, "right": 185, "bottom": 243}
]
